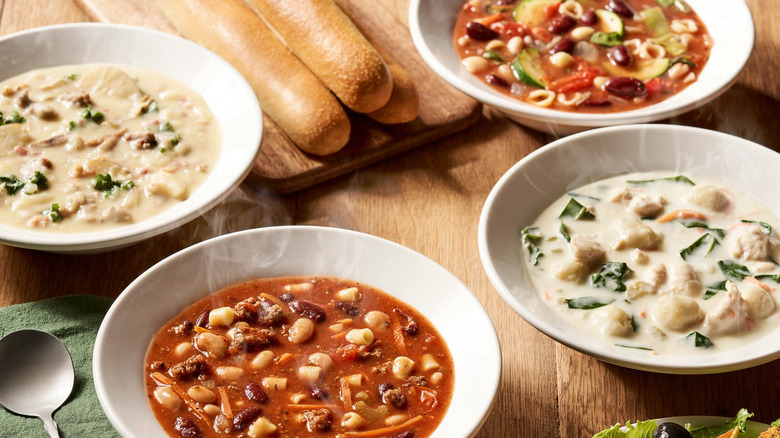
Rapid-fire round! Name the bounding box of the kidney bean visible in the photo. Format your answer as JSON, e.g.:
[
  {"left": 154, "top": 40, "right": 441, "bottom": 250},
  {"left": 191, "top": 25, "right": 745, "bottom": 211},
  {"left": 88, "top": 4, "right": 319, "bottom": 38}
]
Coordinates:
[
  {"left": 310, "top": 386, "right": 329, "bottom": 400},
  {"left": 377, "top": 382, "right": 394, "bottom": 395},
  {"left": 395, "top": 432, "right": 415, "bottom": 438},
  {"left": 393, "top": 308, "right": 418, "bottom": 335},
  {"left": 581, "top": 9, "right": 597, "bottom": 25},
  {"left": 465, "top": 21, "right": 498, "bottom": 41},
  {"left": 288, "top": 300, "right": 326, "bottom": 323},
  {"left": 486, "top": 74, "right": 509, "bottom": 87},
  {"left": 548, "top": 15, "right": 576, "bottom": 35},
  {"left": 279, "top": 293, "right": 294, "bottom": 302},
  {"left": 604, "top": 77, "right": 647, "bottom": 98},
  {"left": 174, "top": 417, "right": 201, "bottom": 438},
  {"left": 245, "top": 382, "right": 269, "bottom": 403},
  {"left": 549, "top": 38, "right": 575, "bottom": 54},
  {"left": 335, "top": 301, "right": 360, "bottom": 317},
  {"left": 605, "top": 0, "right": 633, "bottom": 18},
  {"left": 195, "top": 310, "right": 210, "bottom": 328},
  {"left": 607, "top": 45, "right": 632, "bottom": 66},
  {"left": 233, "top": 407, "right": 263, "bottom": 430}
]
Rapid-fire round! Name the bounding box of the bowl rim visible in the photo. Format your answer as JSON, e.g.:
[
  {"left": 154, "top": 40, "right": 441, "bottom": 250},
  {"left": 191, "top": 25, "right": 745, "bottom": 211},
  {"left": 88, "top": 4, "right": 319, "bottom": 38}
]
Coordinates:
[
  {"left": 408, "top": 0, "right": 755, "bottom": 126},
  {"left": 0, "top": 22, "right": 262, "bottom": 252},
  {"left": 94, "top": 225, "right": 503, "bottom": 437},
  {"left": 478, "top": 124, "right": 780, "bottom": 374}
]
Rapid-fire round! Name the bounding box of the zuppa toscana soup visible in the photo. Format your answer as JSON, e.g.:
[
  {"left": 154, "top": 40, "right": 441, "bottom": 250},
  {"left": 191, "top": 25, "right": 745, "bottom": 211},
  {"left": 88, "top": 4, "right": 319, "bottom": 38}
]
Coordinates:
[
  {"left": 522, "top": 172, "right": 780, "bottom": 355},
  {"left": 0, "top": 63, "right": 220, "bottom": 231},
  {"left": 454, "top": 0, "right": 711, "bottom": 112},
  {"left": 144, "top": 276, "right": 454, "bottom": 438}
]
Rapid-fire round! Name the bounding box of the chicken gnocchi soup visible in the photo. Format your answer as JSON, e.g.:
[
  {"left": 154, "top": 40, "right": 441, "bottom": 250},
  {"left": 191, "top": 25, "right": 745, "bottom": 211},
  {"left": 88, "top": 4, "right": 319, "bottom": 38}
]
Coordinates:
[
  {"left": 0, "top": 63, "right": 220, "bottom": 231},
  {"left": 522, "top": 172, "right": 780, "bottom": 354},
  {"left": 144, "top": 276, "right": 454, "bottom": 438}
]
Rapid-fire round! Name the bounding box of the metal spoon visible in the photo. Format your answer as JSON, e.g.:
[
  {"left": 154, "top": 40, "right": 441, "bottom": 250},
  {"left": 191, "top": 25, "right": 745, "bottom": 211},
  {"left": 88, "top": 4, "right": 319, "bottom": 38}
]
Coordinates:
[{"left": 0, "top": 329, "right": 75, "bottom": 438}]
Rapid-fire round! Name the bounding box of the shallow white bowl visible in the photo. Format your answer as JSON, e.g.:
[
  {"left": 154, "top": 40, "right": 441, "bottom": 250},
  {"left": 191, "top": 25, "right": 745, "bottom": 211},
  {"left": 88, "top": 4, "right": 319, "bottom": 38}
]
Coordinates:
[
  {"left": 478, "top": 124, "right": 780, "bottom": 374},
  {"left": 0, "top": 23, "right": 262, "bottom": 253},
  {"left": 409, "top": 0, "right": 754, "bottom": 135},
  {"left": 94, "top": 226, "right": 502, "bottom": 437}
]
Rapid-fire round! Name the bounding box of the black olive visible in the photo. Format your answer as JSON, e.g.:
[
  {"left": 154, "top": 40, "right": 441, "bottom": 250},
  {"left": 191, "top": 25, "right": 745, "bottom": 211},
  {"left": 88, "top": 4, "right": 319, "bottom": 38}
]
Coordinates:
[{"left": 653, "top": 422, "right": 693, "bottom": 438}]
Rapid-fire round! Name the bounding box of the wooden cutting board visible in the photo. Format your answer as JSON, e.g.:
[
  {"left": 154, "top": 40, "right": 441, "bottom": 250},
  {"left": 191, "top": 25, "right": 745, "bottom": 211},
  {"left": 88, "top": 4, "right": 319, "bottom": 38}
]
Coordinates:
[{"left": 73, "top": 0, "right": 482, "bottom": 193}]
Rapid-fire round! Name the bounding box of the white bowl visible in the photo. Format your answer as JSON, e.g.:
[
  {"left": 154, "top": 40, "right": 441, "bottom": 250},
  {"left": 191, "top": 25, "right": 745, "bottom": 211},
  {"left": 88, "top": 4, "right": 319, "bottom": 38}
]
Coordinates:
[
  {"left": 94, "top": 226, "right": 502, "bottom": 437},
  {"left": 409, "top": 0, "right": 754, "bottom": 135},
  {"left": 478, "top": 124, "right": 780, "bottom": 374},
  {"left": 0, "top": 23, "right": 262, "bottom": 253}
]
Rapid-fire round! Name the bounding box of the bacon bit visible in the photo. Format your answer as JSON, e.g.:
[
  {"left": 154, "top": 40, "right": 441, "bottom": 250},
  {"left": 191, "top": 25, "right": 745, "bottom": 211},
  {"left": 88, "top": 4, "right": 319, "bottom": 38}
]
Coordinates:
[
  {"left": 342, "top": 415, "right": 424, "bottom": 437},
  {"left": 543, "top": 3, "right": 561, "bottom": 19},
  {"left": 419, "top": 388, "right": 439, "bottom": 409},
  {"left": 150, "top": 372, "right": 209, "bottom": 424},
  {"left": 193, "top": 326, "right": 213, "bottom": 334},
  {"left": 657, "top": 209, "right": 706, "bottom": 223},
  {"left": 218, "top": 386, "right": 233, "bottom": 419},
  {"left": 476, "top": 13, "right": 503, "bottom": 26},
  {"left": 339, "top": 377, "right": 352, "bottom": 410},
  {"left": 274, "top": 352, "right": 294, "bottom": 366},
  {"left": 531, "top": 27, "right": 553, "bottom": 43},
  {"left": 746, "top": 276, "right": 775, "bottom": 292},
  {"left": 13, "top": 146, "right": 28, "bottom": 155}
]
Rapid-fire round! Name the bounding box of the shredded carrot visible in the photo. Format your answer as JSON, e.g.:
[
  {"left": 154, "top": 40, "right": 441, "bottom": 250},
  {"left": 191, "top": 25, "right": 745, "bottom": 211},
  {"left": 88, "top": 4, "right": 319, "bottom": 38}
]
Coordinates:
[
  {"left": 150, "top": 372, "right": 209, "bottom": 424},
  {"left": 218, "top": 386, "right": 233, "bottom": 419},
  {"left": 343, "top": 415, "right": 424, "bottom": 437},
  {"left": 331, "top": 331, "right": 348, "bottom": 340},
  {"left": 340, "top": 377, "right": 352, "bottom": 410},
  {"left": 746, "top": 276, "right": 775, "bottom": 292},
  {"left": 337, "top": 318, "right": 353, "bottom": 324},
  {"left": 657, "top": 209, "right": 706, "bottom": 223},
  {"left": 274, "top": 352, "right": 294, "bottom": 366},
  {"left": 475, "top": 13, "right": 503, "bottom": 26},
  {"left": 640, "top": 311, "right": 647, "bottom": 318},
  {"left": 260, "top": 293, "right": 284, "bottom": 306},
  {"left": 287, "top": 404, "right": 340, "bottom": 410},
  {"left": 392, "top": 312, "right": 407, "bottom": 355},
  {"left": 193, "top": 326, "right": 213, "bottom": 334}
]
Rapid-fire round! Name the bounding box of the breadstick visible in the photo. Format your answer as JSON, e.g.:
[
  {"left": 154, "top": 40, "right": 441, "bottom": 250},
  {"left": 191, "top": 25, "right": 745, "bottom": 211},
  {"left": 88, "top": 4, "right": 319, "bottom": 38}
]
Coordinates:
[
  {"left": 156, "top": 0, "right": 350, "bottom": 155},
  {"left": 247, "top": 0, "right": 393, "bottom": 114}
]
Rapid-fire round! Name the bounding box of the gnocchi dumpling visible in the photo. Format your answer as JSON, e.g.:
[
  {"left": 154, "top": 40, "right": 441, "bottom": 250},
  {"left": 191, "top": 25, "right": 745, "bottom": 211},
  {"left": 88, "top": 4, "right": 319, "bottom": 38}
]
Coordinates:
[
  {"left": 610, "top": 216, "right": 662, "bottom": 250},
  {"left": 686, "top": 185, "right": 729, "bottom": 211},
  {"left": 740, "top": 282, "right": 776, "bottom": 319},
  {"left": 590, "top": 306, "right": 633, "bottom": 337},
  {"left": 652, "top": 294, "right": 704, "bottom": 332}
]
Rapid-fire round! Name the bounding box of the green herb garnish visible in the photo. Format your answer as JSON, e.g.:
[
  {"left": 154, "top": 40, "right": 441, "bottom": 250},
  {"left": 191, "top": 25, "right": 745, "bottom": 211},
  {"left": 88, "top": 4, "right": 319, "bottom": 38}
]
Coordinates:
[
  {"left": 68, "top": 120, "right": 77, "bottom": 131},
  {"left": 591, "top": 262, "right": 631, "bottom": 292},
  {"left": 565, "top": 296, "right": 615, "bottom": 310},
  {"left": 626, "top": 175, "right": 695, "bottom": 186},
  {"left": 65, "top": 73, "right": 79, "bottom": 80},
  {"left": 704, "top": 280, "right": 727, "bottom": 300},
  {"left": 559, "top": 198, "right": 595, "bottom": 220},
  {"left": 0, "top": 175, "right": 25, "bottom": 195},
  {"left": 147, "top": 101, "right": 159, "bottom": 113},
  {"left": 82, "top": 106, "right": 105, "bottom": 124},
  {"left": 567, "top": 192, "right": 601, "bottom": 202},
  {"left": 160, "top": 120, "right": 174, "bottom": 132},
  {"left": 681, "top": 331, "right": 713, "bottom": 349},
  {"left": 30, "top": 171, "right": 48, "bottom": 191},
  {"left": 521, "top": 226, "right": 544, "bottom": 266},
  {"left": 671, "top": 56, "right": 697, "bottom": 68},
  {"left": 559, "top": 221, "right": 571, "bottom": 243},
  {"left": 170, "top": 133, "right": 181, "bottom": 147},
  {"left": 92, "top": 173, "right": 134, "bottom": 195},
  {"left": 0, "top": 111, "right": 26, "bottom": 126},
  {"left": 43, "top": 203, "right": 63, "bottom": 223}
]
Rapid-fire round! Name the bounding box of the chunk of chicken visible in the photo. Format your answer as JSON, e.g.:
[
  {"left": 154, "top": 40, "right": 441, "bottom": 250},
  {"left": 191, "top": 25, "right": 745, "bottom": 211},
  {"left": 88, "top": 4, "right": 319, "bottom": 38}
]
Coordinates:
[
  {"left": 590, "top": 306, "right": 633, "bottom": 337},
  {"left": 569, "top": 235, "right": 605, "bottom": 267},
  {"left": 687, "top": 185, "right": 729, "bottom": 211},
  {"left": 740, "top": 282, "right": 776, "bottom": 319},
  {"left": 628, "top": 193, "right": 665, "bottom": 218},
  {"left": 703, "top": 281, "right": 749, "bottom": 336},
  {"left": 626, "top": 281, "right": 655, "bottom": 300},
  {"left": 652, "top": 294, "right": 704, "bottom": 332},
  {"left": 611, "top": 216, "right": 662, "bottom": 250},
  {"left": 647, "top": 263, "right": 667, "bottom": 288},
  {"left": 662, "top": 263, "right": 702, "bottom": 297},
  {"left": 727, "top": 223, "right": 771, "bottom": 261}
]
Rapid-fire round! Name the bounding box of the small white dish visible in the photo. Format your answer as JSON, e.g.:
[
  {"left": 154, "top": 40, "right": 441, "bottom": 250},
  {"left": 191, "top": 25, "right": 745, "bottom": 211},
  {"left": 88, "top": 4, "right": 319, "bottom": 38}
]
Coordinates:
[
  {"left": 94, "top": 226, "right": 502, "bottom": 437},
  {"left": 0, "top": 23, "right": 262, "bottom": 253},
  {"left": 409, "top": 0, "right": 754, "bottom": 135},
  {"left": 478, "top": 124, "right": 780, "bottom": 374}
]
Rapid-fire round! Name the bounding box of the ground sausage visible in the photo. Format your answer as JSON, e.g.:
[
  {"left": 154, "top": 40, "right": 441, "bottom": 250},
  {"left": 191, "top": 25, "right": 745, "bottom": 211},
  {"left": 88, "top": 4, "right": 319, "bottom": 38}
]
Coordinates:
[
  {"left": 169, "top": 354, "right": 207, "bottom": 379},
  {"left": 303, "top": 409, "right": 332, "bottom": 432}
]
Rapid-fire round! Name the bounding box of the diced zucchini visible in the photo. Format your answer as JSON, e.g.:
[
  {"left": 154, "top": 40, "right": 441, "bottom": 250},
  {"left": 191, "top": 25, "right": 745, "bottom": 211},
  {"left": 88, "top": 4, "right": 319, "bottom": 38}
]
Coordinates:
[
  {"left": 591, "top": 32, "right": 623, "bottom": 47},
  {"left": 651, "top": 34, "right": 686, "bottom": 56},
  {"left": 640, "top": 6, "right": 672, "bottom": 37},
  {"left": 513, "top": 0, "right": 562, "bottom": 28},
  {"left": 595, "top": 9, "right": 625, "bottom": 37},
  {"left": 602, "top": 58, "right": 671, "bottom": 80},
  {"left": 511, "top": 49, "right": 548, "bottom": 88}
]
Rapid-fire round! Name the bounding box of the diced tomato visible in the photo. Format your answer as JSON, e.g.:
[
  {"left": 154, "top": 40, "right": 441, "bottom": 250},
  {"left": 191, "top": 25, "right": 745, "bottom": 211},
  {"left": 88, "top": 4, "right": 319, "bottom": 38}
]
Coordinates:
[
  {"left": 335, "top": 344, "right": 359, "bottom": 362},
  {"left": 531, "top": 27, "right": 553, "bottom": 43},
  {"left": 543, "top": 3, "right": 562, "bottom": 19},
  {"left": 644, "top": 78, "right": 662, "bottom": 95},
  {"left": 549, "top": 62, "right": 603, "bottom": 94},
  {"left": 478, "top": 13, "right": 504, "bottom": 26},
  {"left": 420, "top": 388, "right": 439, "bottom": 409}
]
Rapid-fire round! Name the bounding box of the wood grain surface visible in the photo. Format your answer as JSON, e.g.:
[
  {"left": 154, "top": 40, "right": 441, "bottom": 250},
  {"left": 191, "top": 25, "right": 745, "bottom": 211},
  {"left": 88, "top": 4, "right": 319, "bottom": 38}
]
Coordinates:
[
  {"left": 75, "top": 0, "right": 482, "bottom": 193},
  {"left": 1, "top": 0, "right": 779, "bottom": 437}
]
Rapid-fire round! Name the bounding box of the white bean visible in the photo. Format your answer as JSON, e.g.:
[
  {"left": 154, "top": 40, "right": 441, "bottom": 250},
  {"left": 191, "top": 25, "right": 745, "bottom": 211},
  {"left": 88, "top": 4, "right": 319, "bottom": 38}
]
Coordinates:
[
  {"left": 196, "top": 332, "right": 228, "bottom": 359},
  {"left": 507, "top": 36, "right": 524, "bottom": 55},
  {"left": 308, "top": 352, "right": 333, "bottom": 371},
  {"left": 461, "top": 56, "right": 490, "bottom": 73},
  {"left": 153, "top": 386, "right": 181, "bottom": 411},
  {"left": 288, "top": 318, "right": 315, "bottom": 344},
  {"left": 215, "top": 366, "right": 244, "bottom": 383},
  {"left": 187, "top": 385, "right": 216, "bottom": 403},
  {"left": 251, "top": 350, "right": 274, "bottom": 370},
  {"left": 570, "top": 26, "right": 595, "bottom": 41},
  {"left": 549, "top": 52, "right": 574, "bottom": 69},
  {"left": 364, "top": 311, "right": 390, "bottom": 330}
]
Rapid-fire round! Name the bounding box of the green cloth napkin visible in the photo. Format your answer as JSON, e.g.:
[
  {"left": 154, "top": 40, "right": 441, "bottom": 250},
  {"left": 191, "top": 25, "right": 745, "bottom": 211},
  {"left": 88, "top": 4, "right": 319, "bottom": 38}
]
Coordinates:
[{"left": 0, "top": 295, "right": 119, "bottom": 438}]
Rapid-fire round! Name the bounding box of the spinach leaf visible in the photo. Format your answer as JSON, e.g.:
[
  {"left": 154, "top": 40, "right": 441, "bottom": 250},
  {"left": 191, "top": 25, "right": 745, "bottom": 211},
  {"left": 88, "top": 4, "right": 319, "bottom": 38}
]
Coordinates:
[
  {"left": 0, "top": 175, "right": 24, "bottom": 195},
  {"left": 680, "top": 331, "right": 713, "bottom": 349},
  {"left": 565, "top": 296, "right": 615, "bottom": 310},
  {"left": 591, "top": 262, "right": 631, "bottom": 292},
  {"left": 755, "top": 273, "right": 780, "bottom": 283},
  {"left": 718, "top": 260, "right": 751, "bottom": 281},
  {"left": 689, "top": 409, "right": 753, "bottom": 438},
  {"left": 521, "top": 227, "right": 543, "bottom": 266},
  {"left": 741, "top": 219, "right": 772, "bottom": 235},
  {"left": 30, "top": 171, "right": 48, "bottom": 191},
  {"left": 704, "top": 280, "right": 726, "bottom": 300},
  {"left": 630, "top": 315, "right": 638, "bottom": 332},
  {"left": 679, "top": 233, "right": 719, "bottom": 260},
  {"left": 559, "top": 198, "right": 595, "bottom": 220},
  {"left": 559, "top": 221, "right": 571, "bottom": 243},
  {"left": 679, "top": 220, "right": 725, "bottom": 238},
  {"left": 615, "top": 344, "right": 653, "bottom": 351},
  {"left": 626, "top": 175, "right": 695, "bottom": 186},
  {"left": 567, "top": 192, "right": 601, "bottom": 202}
]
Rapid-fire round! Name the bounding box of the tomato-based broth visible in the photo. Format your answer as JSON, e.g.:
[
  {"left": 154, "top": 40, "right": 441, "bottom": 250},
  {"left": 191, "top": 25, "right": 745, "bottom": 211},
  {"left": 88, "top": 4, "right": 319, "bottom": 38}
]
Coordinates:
[
  {"left": 145, "top": 277, "right": 454, "bottom": 438},
  {"left": 454, "top": 0, "right": 711, "bottom": 112},
  {"left": 522, "top": 173, "right": 780, "bottom": 355},
  {"left": 0, "top": 63, "right": 220, "bottom": 231}
]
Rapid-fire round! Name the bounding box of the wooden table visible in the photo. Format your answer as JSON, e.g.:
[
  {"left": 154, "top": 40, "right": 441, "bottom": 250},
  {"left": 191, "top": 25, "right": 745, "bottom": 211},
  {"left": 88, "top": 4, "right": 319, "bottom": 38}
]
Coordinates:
[{"left": 1, "top": 0, "right": 778, "bottom": 436}]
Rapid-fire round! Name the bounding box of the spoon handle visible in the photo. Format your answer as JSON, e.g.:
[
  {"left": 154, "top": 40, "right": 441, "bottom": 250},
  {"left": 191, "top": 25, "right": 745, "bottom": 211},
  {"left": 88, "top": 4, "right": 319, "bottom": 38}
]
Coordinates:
[{"left": 40, "top": 414, "right": 61, "bottom": 438}]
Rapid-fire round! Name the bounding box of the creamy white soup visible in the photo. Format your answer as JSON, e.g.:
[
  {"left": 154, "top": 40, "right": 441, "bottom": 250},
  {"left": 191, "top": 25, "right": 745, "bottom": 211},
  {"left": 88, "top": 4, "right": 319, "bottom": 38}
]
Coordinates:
[
  {"left": 0, "top": 63, "right": 220, "bottom": 232},
  {"left": 522, "top": 172, "right": 780, "bottom": 355}
]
